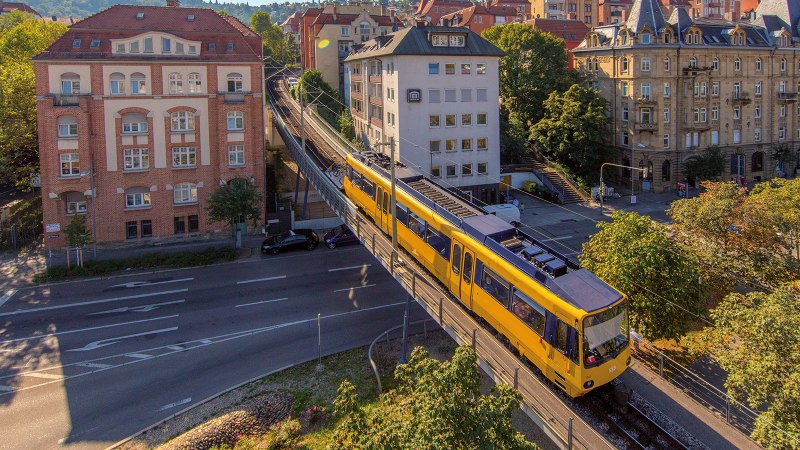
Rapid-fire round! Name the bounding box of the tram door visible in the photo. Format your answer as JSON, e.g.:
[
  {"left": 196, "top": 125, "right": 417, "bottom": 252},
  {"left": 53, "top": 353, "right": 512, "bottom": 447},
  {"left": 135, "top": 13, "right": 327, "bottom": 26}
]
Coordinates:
[
  {"left": 449, "top": 241, "right": 474, "bottom": 308},
  {"left": 375, "top": 188, "right": 389, "bottom": 231}
]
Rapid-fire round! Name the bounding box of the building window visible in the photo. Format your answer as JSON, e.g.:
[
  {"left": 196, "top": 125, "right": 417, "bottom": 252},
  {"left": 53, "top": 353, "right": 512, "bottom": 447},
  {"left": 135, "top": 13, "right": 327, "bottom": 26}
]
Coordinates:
[
  {"left": 689, "top": 57, "right": 697, "bottom": 68},
  {"left": 711, "top": 107, "right": 719, "bottom": 120},
  {"left": 477, "top": 162, "right": 487, "bottom": 175},
  {"left": 57, "top": 116, "right": 78, "bottom": 137},
  {"left": 733, "top": 129, "right": 741, "bottom": 144},
  {"left": 131, "top": 73, "right": 146, "bottom": 95},
  {"left": 477, "top": 63, "right": 486, "bottom": 75},
  {"left": 754, "top": 128, "right": 761, "bottom": 142},
  {"left": 712, "top": 57, "right": 719, "bottom": 71},
  {"left": 445, "top": 63, "right": 455, "bottom": 75},
  {"left": 755, "top": 81, "right": 761, "bottom": 96},
  {"left": 431, "top": 166, "right": 441, "bottom": 178},
  {"left": 622, "top": 107, "right": 629, "bottom": 122},
  {"left": 780, "top": 104, "right": 786, "bottom": 117},
  {"left": 444, "top": 114, "right": 456, "bottom": 127},
  {"left": 429, "top": 115, "right": 440, "bottom": 127},
  {"left": 622, "top": 82, "right": 629, "bottom": 97},
  {"left": 476, "top": 89, "right": 487, "bottom": 102},
  {"left": 341, "top": 26, "right": 349, "bottom": 36},
  {"left": 60, "top": 73, "right": 80, "bottom": 95},
  {"left": 174, "top": 216, "right": 185, "bottom": 234},
  {"left": 640, "top": 57, "right": 651, "bottom": 72},
  {"left": 428, "top": 63, "right": 439, "bottom": 75},
  {"left": 462, "top": 114, "right": 472, "bottom": 126},
  {"left": 110, "top": 73, "right": 125, "bottom": 95},
  {"left": 129, "top": 41, "right": 140, "bottom": 53},
  {"left": 477, "top": 113, "right": 487, "bottom": 125},
  {"left": 663, "top": 134, "right": 670, "bottom": 148},
  {"left": 461, "top": 138, "right": 472, "bottom": 151},
  {"left": 461, "top": 89, "right": 472, "bottom": 102},
  {"left": 733, "top": 107, "right": 740, "bottom": 120},
  {"left": 65, "top": 192, "right": 86, "bottom": 214},
  {"left": 171, "top": 111, "right": 195, "bottom": 131},
  {"left": 663, "top": 82, "right": 670, "bottom": 97},
  {"left": 462, "top": 163, "right": 472, "bottom": 176},
  {"left": 734, "top": 58, "right": 741, "bottom": 71},
  {"left": 122, "top": 113, "right": 147, "bottom": 134},
  {"left": 477, "top": 137, "right": 487, "bottom": 150},
  {"left": 172, "top": 146, "right": 196, "bottom": 167},
  {"left": 227, "top": 111, "right": 244, "bottom": 130},
  {"left": 445, "top": 139, "right": 456, "bottom": 152},
  {"left": 755, "top": 106, "right": 761, "bottom": 118},
  {"left": 445, "top": 89, "right": 457, "bottom": 102},
  {"left": 663, "top": 57, "right": 670, "bottom": 72},
  {"left": 641, "top": 83, "right": 651, "bottom": 99},
  {"left": 173, "top": 183, "right": 198, "bottom": 204},
  {"left": 755, "top": 58, "right": 762, "bottom": 71},
  {"left": 429, "top": 89, "right": 441, "bottom": 103},
  {"left": 162, "top": 37, "right": 171, "bottom": 53},
  {"left": 446, "top": 165, "right": 457, "bottom": 177},
  {"left": 208, "top": 42, "right": 216, "bottom": 51},
  {"left": 126, "top": 221, "right": 138, "bottom": 239},
  {"left": 228, "top": 144, "right": 245, "bottom": 166},
  {"left": 712, "top": 82, "right": 719, "bottom": 96},
  {"left": 227, "top": 73, "right": 243, "bottom": 92},
  {"left": 432, "top": 34, "right": 448, "bottom": 46},
  {"left": 429, "top": 140, "right": 441, "bottom": 153},
  {"left": 752, "top": 151, "right": 763, "bottom": 171},
  {"left": 663, "top": 108, "right": 670, "bottom": 123},
  {"left": 449, "top": 35, "right": 465, "bottom": 47},
  {"left": 622, "top": 133, "right": 629, "bottom": 146},
  {"left": 461, "top": 63, "right": 471, "bottom": 74},
  {"left": 141, "top": 220, "right": 152, "bottom": 238},
  {"left": 779, "top": 127, "right": 786, "bottom": 140},
  {"left": 125, "top": 188, "right": 151, "bottom": 209},
  {"left": 187, "top": 73, "right": 201, "bottom": 94},
  {"left": 781, "top": 58, "right": 787, "bottom": 72},
  {"left": 621, "top": 57, "right": 629, "bottom": 73},
  {"left": 226, "top": 42, "right": 234, "bottom": 51},
  {"left": 641, "top": 33, "right": 650, "bottom": 44},
  {"left": 188, "top": 215, "right": 199, "bottom": 232},
  {"left": 143, "top": 37, "right": 153, "bottom": 53},
  {"left": 60, "top": 153, "right": 80, "bottom": 176},
  {"left": 662, "top": 160, "right": 671, "bottom": 181},
  {"left": 123, "top": 148, "right": 149, "bottom": 170}
]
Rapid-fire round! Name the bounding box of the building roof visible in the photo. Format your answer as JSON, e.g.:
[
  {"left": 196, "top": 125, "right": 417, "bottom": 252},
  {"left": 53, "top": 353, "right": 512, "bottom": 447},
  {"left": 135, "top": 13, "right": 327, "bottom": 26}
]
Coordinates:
[
  {"left": 345, "top": 24, "right": 504, "bottom": 60},
  {"left": 440, "top": 5, "right": 521, "bottom": 27},
  {"left": 525, "top": 18, "right": 590, "bottom": 41},
  {"left": 0, "top": 1, "right": 39, "bottom": 16},
  {"left": 34, "top": 5, "right": 262, "bottom": 62},
  {"left": 754, "top": 0, "right": 800, "bottom": 38},
  {"left": 417, "top": 0, "right": 473, "bottom": 19},
  {"left": 626, "top": 0, "right": 667, "bottom": 33},
  {"left": 280, "top": 11, "right": 302, "bottom": 33},
  {"left": 310, "top": 11, "right": 402, "bottom": 27}
]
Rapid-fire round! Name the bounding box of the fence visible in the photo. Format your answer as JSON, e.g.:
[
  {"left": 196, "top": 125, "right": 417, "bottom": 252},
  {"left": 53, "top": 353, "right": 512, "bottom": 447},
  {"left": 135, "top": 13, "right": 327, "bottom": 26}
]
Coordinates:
[{"left": 0, "top": 221, "right": 41, "bottom": 251}]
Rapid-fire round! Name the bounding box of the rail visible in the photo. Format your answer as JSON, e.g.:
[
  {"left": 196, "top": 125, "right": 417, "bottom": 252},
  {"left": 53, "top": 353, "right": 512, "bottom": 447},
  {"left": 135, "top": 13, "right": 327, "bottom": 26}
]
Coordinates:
[{"left": 267, "top": 81, "right": 617, "bottom": 450}]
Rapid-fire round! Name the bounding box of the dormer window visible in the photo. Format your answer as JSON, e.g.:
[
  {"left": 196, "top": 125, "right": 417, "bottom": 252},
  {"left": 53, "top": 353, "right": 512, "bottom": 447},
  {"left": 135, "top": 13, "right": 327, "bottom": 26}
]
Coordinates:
[
  {"left": 208, "top": 42, "right": 216, "bottom": 51},
  {"left": 449, "top": 35, "right": 465, "bottom": 47},
  {"left": 136, "top": 12, "right": 144, "bottom": 20},
  {"left": 144, "top": 37, "right": 153, "bottom": 53},
  {"left": 641, "top": 33, "right": 650, "bottom": 44},
  {"left": 187, "top": 14, "right": 195, "bottom": 21},
  {"left": 162, "top": 38, "right": 171, "bottom": 53},
  {"left": 432, "top": 34, "right": 448, "bottom": 46},
  {"left": 129, "top": 41, "right": 139, "bottom": 53},
  {"left": 90, "top": 39, "right": 100, "bottom": 48},
  {"left": 689, "top": 57, "right": 697, "bottom": 68},
  {"left": 226, "top": 42, "right": 234, "bottom": 51},
  {"left": 72, "top": 39, "right": 81, "bottom": 48}
]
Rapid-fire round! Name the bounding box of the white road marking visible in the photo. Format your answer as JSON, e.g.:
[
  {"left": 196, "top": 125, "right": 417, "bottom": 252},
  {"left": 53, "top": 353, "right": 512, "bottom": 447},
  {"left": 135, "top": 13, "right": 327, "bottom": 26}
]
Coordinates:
[
  {"left": 167, "top": 345, "right": 184, "bottom": 351},
  {"left": 540, "top": 235, "right": 574, "bottom": 242},
  {"left": 236, "top": 275, "right": 286, "bottom": 285},
  {"left": 158, "top": 397, "right": 192, "bottom": 411},
  {"left": 235, "top": 297, "right": 289, "bottom": 308},
  {"left": 110, "top": 278, "right": 194, "bottom": 289},
  {"left": 333, "top": 284, "right": 375, "bottom": 293},
  {"left": 88, "top": 299, "right": 185, "bottom": 315},
  {"left": 125, "top": 353, "right": 153, "bottom": 359},
  {"left": 23, "top": 372, "right": 62, "bottom": 380},
  {"left": 328, "top": 264, "right": 371, "bottom": 272},
  {"left": 0, "top": 289, "right": 188, "bottom": 317},
  {"left": 0, "top": 290, "right": 18, "bottom": 308},
  {"left": 66, "top": 327, "right": 178, "bottom": 352},
  {"left": 200, "top": 339, "right": 212, "bottom": 344},
  {"left": 0, "top": 315, "right": 179, "bottom": 345},
  {"left": 76, "top": 362, "right": 113, "bottom": 369}
]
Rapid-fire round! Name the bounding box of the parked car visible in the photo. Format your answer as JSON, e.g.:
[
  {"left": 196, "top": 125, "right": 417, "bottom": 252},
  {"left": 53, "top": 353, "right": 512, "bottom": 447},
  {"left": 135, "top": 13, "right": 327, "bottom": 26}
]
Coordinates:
[
  {"left": 323, "top": 225, "right": 360, "bottom": 249},
  {"left": 261, "top": 229, "right": 319, "bottom": 254}
]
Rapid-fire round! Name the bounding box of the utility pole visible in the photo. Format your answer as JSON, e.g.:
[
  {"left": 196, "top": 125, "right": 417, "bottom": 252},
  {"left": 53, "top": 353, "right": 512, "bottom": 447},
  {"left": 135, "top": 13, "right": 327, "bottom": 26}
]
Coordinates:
[{"left": 389, "top": 136, "right": 397, "bottom": 253}]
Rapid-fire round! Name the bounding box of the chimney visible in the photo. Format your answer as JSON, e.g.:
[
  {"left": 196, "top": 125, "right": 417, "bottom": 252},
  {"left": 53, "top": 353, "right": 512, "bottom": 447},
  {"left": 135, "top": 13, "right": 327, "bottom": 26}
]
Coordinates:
[
  {"left": 166, "top": 0, "right": 180, "bottom": 7},
  {"left": 333, "top": 5, "right": 337, "bottom": 20}
]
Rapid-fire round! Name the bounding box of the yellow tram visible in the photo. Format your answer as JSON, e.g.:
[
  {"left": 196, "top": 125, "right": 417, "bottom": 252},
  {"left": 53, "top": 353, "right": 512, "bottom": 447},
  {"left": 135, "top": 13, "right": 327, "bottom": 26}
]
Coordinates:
[{"left": 344, "top": 153, "right": 631, "bottom": 397}]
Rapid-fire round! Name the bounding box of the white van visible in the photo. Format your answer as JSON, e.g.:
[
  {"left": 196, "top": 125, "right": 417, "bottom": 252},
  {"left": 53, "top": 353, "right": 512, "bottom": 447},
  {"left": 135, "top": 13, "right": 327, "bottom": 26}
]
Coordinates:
[{"left": 483, "top": 204, "right": 521, "bottom": 226}]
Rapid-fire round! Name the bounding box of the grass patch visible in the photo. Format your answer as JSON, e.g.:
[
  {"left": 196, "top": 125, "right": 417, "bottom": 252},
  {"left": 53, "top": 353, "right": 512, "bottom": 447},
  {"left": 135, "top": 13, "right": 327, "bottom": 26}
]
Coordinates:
[{"left": 34, "top": 247, "right": 236, "bottom": 283}]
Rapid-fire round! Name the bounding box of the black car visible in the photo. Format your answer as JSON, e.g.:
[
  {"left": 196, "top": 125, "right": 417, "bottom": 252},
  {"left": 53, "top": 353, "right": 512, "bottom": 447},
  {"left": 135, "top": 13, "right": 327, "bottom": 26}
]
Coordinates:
[
  {"left": 261, "top": 229, "right": 319, "bottom": 254},
  {"left": 323, "top": 225, "right": 360, "bottom": 249}
]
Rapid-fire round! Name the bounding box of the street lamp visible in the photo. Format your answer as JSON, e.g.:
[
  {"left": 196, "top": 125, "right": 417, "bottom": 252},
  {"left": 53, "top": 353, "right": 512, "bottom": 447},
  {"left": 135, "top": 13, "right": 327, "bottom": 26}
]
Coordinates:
[
  {"left": 79, "top": 158, "right": 97, "bottom": 258},
  {"left": 599, "top": 162, "right": 647, "bottom": 216}
]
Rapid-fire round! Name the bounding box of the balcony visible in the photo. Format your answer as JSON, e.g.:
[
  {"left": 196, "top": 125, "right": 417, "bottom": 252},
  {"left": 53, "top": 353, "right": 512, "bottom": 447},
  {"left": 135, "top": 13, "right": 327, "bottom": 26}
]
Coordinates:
[
  {"left": 634, "top": 121, "right": 657, "bottom": 131},
  {"left": 687, "top": 122, "right": 711, "bottom": 131},
  {"left": 350, "top": 91, "right": 363, "bottom": 101},
  {"left": 730, "top": 91, "right": 751, "bottom": 105},
  {"left": 610, "top": 10, "right": 623, "bottom": 16},
  {"left": 369, "top": 74, "right": 382, "bottom": 83},
  {"left": 369, "top": 96, "right": 383, "bottom": 106},
  {"left": 777, "top": 91, "right": 798, "bottom": 102},
  {"left": 220, "top": 91, "right": 250, "bottom": 104},
  {"left": 351, "top": 74, "right": 363, "bottom": 82},
  {"left": 683, "top": 66, "right": 711, "bottom": 76},
  {"left": 52, "top": 94, "right": 82, "bottom": 107},
  {"left": 635, "top": 95, "right": 657, "bottom": 105},
  {"left": 370, "top": 117, "right": 383, "bottom": 128}
]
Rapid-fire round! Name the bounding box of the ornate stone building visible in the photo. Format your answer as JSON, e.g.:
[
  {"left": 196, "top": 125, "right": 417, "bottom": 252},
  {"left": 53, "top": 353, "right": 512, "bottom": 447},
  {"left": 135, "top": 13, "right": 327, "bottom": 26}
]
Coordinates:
[{"left": 573, "top": 0, "right": 800, "bottom": 192}]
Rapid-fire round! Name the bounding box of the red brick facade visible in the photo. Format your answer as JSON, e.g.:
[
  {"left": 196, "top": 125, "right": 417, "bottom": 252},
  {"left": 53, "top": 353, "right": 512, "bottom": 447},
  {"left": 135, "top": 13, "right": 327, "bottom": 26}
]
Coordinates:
[{"left": 34, "top": 5, "right": 265, "bottom": 247}]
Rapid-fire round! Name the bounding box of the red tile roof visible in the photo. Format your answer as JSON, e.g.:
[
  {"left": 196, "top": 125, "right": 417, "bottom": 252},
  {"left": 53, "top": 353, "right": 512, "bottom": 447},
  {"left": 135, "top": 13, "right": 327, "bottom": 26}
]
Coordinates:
[
  {"left": 1, "top": 1, "right": 39, "bottom": 16},
  {"left": 34, "top": 5, "right": 262, "bottom": 62},
  {"left": 441, "top": 5, "right": 521, "bottom": 26},
  {"left": 524, "top": 18, "right": 590, "bottom": 41},
  {"left": 418, "top": 0, "right": 473, "bottom": 18},
  {"left": 311, "top": 12, "right": 403, "bottom": 27}
]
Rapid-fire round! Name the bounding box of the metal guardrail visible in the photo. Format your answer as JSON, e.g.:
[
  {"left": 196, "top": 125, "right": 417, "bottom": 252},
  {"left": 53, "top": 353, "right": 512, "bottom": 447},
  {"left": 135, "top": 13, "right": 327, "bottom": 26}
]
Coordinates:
[{"left": 267, "top": 86, "right": 616, "bottom": 450}]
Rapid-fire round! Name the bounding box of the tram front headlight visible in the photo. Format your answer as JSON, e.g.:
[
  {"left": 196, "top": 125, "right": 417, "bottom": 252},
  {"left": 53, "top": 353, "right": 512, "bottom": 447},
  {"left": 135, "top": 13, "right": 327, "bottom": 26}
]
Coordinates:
[
  {"left": 583, "top": 380, "right": 594, "bottom": 389},
  {"left": 626, "top": 357, "right": 631, "bottom": 366}
]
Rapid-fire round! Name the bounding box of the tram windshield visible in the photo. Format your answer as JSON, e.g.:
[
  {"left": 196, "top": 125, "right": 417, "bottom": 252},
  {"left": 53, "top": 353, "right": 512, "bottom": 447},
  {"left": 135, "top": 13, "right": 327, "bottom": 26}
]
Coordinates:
[{"left": 582, "top": 301, "right": 629, "bottom": 368}]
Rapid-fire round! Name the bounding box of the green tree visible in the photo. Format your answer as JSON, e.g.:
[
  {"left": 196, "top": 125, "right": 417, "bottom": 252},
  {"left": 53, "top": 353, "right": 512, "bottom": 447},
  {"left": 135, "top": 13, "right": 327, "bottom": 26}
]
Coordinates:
[
  {"left": 749, "top": 178, "right": 800, "bottom": 262},
  {"left": 698, "top": 282, "right": 800, "bottom": 448},
  {"left": 206, "top": 177, "right": 263, "bottom": 234},
  {"left": 580, "top": 211, "right": 706, "bottom": 339},
  {"left": 529, "top": 84, "right": 614, "bottom": 183},
  {"left": 0, "top": 13, "right": 67, "bottom": 187},
  {"left": 251, "top": 10, "right": 298, "bottom": 66},
  {"left": 683, "top": 146, "right": 725, "bottom": 182},
  {"left": 338, "top": 109, "right": 355, "bottom": 142},
  {"left": 328, "top": 346, "right": 537, "bottom": 450},
  {"left": 64, "top": 214, "right": 91, "bottom": 248},
  {"left": 299, "top": 69, "right": 343, "bottom": 127}
]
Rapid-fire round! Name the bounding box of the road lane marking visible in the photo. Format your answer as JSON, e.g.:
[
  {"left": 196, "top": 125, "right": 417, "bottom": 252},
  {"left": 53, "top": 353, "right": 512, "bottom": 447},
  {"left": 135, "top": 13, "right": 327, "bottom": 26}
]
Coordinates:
[
  {"left": 159, "top": 397, "right": 192, "bottom": 411},
  {"left": 328, "top": 264, "right": 371, "bottom": 272},
  {"left": 0, "top": 315, "right": 179, "bottom": 345},
  {"left": 0, "top": 385, "right": 13, "bottom": 391},
  {"left": 23, "top": 372, "right": 62, "bottom": 380},
  {"left": 235, "top": 298, "right": 289, "bottom": 308},
  {"left": 88, "top": 299, "right": 186, "bottom": 315},
  {"left": 167, "top": 345, "right": 184, "bottom": 351},
  {"left": 76, "top": 362, "right": 113, "bottom": 369},
  {"left": 110, "top": 278, "right": 194, "bottom": 289},
  {"left": 200, "top": 339, "right": 212, "bottom": 344},
  {"left": 66, "top": 327, "right": 178, "bottom": 352},
  {"left": 126, "top": 353, "right": 152, "bottom": 359},
  {"left": 0, "top": 289, "right": 188, "bottom": 317},
  {"left": 0, "top": 290, "right": 17, "bottom": 308},
  {"left": 236, "top": 275, "right": 286, "bottom": 285},
  {"left": 333, "top": 284, "right": 375, "bottom": 293}
]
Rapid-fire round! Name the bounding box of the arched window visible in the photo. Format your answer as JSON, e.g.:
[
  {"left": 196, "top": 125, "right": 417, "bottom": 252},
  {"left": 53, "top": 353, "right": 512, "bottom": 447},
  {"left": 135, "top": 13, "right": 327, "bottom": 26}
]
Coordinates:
[
  {"left": 170, "top": 111, "right": 194, "bottom": 131},
  {"left": 662, "top": 160, "right": 671, "bottom": 181},
  {"left": 187, "top": 73, "right": 201, "bottom": 94},
  {"left": 122, "top": 112, "right": 148, "bottom": 134},
  {"left": 640, "top": 160, "right": 654, "bottom": 181},
  {"left": 663, "top": 57, "right": 670, "bottom": 72},
  {"left": 586, "top": 57, "right": 592, "bottom": 72},
  {"left": 621, "top": 57, "right": 628, "bottom": 73},
  {"left": 168, "top": 73, "right": 183, "bottom": 94},
  {"left": 64, "top": 191, "right": 87, "bottom": 214},
  {"left": 173, "top": 182, "right": 197, "bottom": 204},
  {"left": 781, "top": 58, "right": 787, "bottom": 72},
  {"left": 57, "top": 115, "right": 78, "bottom": 138},
  {"left": 110, "top": 72, "right": 125, "bottom": 95},
  {"left": 131, "top": 72, "right": 146, "bottom": 95},
  {"left": 752, "top": 151, "right": 763, "bottom": 171},
  {"left": 226, "top": 73, "right": 243, "bottom": 93},
  {"left": 734, "top": 58, "right": 741, "bottom": 71},
  {"left": 125, "top": 187, "right": 151, "bottom": 209},
  {"left": 621, "top": 32, "right": 628, "bottom": 45},
  {"left": 712, "top": 57, "right": 719, "bottom": 71},
  {"left": 60, "top": 73, "right": 80, "bottom": 95},
  {"left": 755, "top": 58, "right": 762, "bottom": 71},
  {"left": 689, "top": 57, "right": 697, "bottom": 68}
]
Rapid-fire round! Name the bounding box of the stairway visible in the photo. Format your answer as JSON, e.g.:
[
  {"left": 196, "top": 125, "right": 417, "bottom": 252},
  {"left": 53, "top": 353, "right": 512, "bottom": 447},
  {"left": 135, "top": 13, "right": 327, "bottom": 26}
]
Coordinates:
[{"left": 523, "top": 156, "right": 585, "bottom": 204}]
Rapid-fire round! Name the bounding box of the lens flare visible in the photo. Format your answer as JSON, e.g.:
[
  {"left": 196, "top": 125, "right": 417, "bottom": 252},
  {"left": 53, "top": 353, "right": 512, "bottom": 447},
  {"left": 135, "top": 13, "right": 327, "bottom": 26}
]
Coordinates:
[{"left": 318, "top": 39, "right": 330, "bottom": 49}]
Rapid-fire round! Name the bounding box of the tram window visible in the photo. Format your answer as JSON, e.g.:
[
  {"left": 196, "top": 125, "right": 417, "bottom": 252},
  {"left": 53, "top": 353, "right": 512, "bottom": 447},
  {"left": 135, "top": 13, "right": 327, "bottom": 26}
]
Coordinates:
[
  {"left": 426, "top": 227, "right": 450, "bottom": 258},
  {"left": 408, "top": 211, "right": 426, "bottom": 238},
  {"left": 555, "top": 320, "right": 579, "bottom": 364},
  {"left": 510, "top": 289, "right": 545, "bottom": 336},
  {"left": 396, "top": 203, "right": 409, "bottom": 227},
  {"left": 347, "top": 166, "right": 353, "bottom": 180},
  {"left": 452, "top": 244, "right": 461, "bottom": 275},
  {"left": 481, "top": 266, "right": 509, "bottom": 305},
  {"left": 362, "top": 179, "right": 375, "bottom": 198},
  {"left": 382, "top": 192, "right": 389, "bottom": 213},
  {"left": 463, "top": 253, "right": 473, "bottom": 284}
]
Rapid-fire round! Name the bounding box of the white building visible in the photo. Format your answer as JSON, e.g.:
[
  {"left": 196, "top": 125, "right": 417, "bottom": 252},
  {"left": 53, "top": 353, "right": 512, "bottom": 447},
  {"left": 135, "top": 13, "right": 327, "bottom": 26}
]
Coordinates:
[{"left": 343, "top": 25, "right": 504, "bottom": 204}]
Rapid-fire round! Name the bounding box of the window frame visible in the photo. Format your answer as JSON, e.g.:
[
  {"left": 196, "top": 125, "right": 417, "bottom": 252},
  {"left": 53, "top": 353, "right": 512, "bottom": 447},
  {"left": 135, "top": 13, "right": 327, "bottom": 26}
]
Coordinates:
[{"left": 171, "top": 146, "right": 197, "bottom": 168}]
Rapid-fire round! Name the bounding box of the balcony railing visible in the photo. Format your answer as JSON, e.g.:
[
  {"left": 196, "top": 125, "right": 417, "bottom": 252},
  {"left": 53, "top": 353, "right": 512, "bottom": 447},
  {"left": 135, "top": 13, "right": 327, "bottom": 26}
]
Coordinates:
[
  {"left": 636, "top": 95, "right": 657, "bottom": 104},
  {"left": 731, "top": 91, "right": 751, "bottom": 104},
  {"left": 634, "top": 121, "right": 657, "bottom": 131},
  {"left": 52, "top": 94, "right": 82, "bottom": 107},
  {"left": 219, "top": 91, "right": 250, "bottom": 104},
  {"left": 777, "top": 91, "right": 798, "bottom": 101}
]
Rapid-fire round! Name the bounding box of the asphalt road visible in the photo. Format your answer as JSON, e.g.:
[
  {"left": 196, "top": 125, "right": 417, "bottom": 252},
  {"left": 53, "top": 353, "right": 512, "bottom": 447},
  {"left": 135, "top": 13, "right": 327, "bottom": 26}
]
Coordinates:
[{"left": 0, "top": 245, "right": 423, "bottom": 450}]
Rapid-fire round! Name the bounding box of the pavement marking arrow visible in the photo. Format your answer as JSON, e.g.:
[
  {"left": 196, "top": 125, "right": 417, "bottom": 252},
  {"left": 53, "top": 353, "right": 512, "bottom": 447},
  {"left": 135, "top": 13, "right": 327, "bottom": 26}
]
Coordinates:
[
  {"left": 66, "top": 327, "right": 178, "bottom": 352},
  {"left": 158, "top": 397, "right": 192, "bottom": 411},
  {"left": 109, "top": 278, "right": 194, "bottom": 289},
  {"left": 88, "top": 299, "right": 185, "bottom": 315}
]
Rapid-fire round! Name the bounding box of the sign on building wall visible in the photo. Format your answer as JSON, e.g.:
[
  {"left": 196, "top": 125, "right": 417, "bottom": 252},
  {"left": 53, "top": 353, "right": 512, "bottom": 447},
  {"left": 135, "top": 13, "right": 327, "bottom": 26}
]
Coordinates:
[{"left": 407, "top": 89, "right": 421, "bottom": 103}]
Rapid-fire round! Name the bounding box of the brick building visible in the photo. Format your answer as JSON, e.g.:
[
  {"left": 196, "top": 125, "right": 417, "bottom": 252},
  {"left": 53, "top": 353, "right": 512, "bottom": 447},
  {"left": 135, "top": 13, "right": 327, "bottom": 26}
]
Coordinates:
[{"left": 34, "top": 4, "right": 265, "bottom": 246}]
